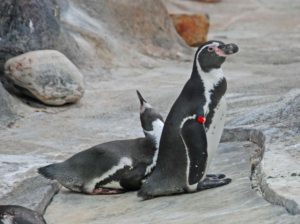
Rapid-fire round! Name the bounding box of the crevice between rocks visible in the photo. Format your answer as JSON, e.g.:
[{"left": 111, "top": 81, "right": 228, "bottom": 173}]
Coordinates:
[{"left": 221, "top": 127, "right": 299, "bottom": 215}]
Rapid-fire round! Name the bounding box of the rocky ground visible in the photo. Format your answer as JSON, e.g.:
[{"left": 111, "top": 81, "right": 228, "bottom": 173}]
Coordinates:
[
  {"left": 45, "top": 142, "right": 299, "bottom": 224},
  {"left": 1, "top": 0, "right": 300, "bottom": 223}
]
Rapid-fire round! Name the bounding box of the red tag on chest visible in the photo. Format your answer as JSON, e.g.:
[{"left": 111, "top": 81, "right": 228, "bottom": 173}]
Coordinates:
[{"left": 197, "top": 116, "right": 205, "bottom": 123}]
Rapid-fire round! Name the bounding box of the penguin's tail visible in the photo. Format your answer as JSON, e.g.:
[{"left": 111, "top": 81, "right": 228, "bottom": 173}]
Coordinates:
[{"left": 38, "top": 163, "right": 60, "bottom": 181}]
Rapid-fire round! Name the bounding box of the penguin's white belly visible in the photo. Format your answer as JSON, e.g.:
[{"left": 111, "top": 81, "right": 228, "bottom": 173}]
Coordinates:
[
  {"left": 84, "top": 157, "right": 132, "bottom": 192},
  {"left": 102, "top": 181, "right": 123, "bottom": 189},
  {"left": 204, "top": 97, "right": 226, "bottom": 178}
]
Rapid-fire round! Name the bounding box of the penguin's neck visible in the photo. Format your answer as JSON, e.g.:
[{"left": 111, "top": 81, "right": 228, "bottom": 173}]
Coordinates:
[
  {"left": 143, "top": 119, "right": 164, "bottom": 149},
  {"left": 192, "top": 63, "right": 225, "bottom": 116}
]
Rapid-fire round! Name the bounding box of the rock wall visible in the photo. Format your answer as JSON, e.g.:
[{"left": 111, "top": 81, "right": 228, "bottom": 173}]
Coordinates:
[
  {"left": 0, "top": 0, "right": 79, "bottom": 77},
  {"left": 0, "top": 0, "right": 193, "bottom": 125},
  {"left": 0, "top": 0, "right": 192, "bottom": 82}
]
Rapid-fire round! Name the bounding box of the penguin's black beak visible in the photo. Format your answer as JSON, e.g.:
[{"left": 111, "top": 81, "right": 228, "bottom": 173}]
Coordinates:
[
  {"left": 216, "top": 43, "right": 239, "bottom": 56},
  {"left": 136, "top": 90, "right": 147, "bottom": 106}
]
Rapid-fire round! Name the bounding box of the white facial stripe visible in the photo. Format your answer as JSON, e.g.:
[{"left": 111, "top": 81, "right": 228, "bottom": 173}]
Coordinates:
[
  {"left": 196, "top": 42, "right": 220, "bottom": 73},
  {"left": 197, "top": 42, "right": 220, "bottom": 56},
  {"left": 85, "top": 157, "right": 132, "bottom": 192},
  {"left": 140, "top": 102, "right": 152, "bottom": 114},
  {"left": 144, "top": 119, "right": 164, "bottom": 175}
]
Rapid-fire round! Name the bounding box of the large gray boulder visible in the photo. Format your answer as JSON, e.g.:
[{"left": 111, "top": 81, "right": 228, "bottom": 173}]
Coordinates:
[{"left": 4, "top": 50, "right": 85, "bottom": 106}]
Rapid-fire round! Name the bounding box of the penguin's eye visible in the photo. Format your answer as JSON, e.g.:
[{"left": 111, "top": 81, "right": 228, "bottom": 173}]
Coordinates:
[{"left": 208, "top": 47, "right": 214, "bottom": 52}]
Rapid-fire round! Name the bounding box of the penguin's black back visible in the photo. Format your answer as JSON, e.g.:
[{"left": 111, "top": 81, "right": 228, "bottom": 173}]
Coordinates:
[
  {"left": 144, "top": 74, "right": 206, "bottom": 192},
  {"left": 38, "top": 137, "right": 156, "bottom": 188}
]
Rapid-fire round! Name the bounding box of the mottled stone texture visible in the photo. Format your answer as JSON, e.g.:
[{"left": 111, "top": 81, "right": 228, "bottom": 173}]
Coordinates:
[
  {"left": 5, "top": 50, "right": 85, "bottom": 105},
  {"left": 170, "top": 14, "right": 209, "bottom": 47}
]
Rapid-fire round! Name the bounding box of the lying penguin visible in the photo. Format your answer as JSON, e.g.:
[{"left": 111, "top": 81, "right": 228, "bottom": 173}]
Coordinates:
[
  {"left": 138, "top": 41, "right": 239, "bottom": 199},
  {"left": 38, "top": 91, "right": 164, "bottom": 194},
  {"left": 0, "top": 205, "right": 46, "bottom": 224}
]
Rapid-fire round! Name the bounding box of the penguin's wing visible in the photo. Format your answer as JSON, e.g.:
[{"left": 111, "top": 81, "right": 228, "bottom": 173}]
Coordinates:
[
  {"left": 120, "top": 164, "right": 147, "bottom": 191},
  {"left": 181, "top": 117, "right": 207, "bottom": 185}
]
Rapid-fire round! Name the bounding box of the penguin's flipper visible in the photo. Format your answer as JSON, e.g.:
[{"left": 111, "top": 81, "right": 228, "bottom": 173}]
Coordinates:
[
  {"left": 181, "top": 118, "right": 207, "bottom": 185},
  {"left": 120, "top": 164, "right": 147, "bottom": 191}
]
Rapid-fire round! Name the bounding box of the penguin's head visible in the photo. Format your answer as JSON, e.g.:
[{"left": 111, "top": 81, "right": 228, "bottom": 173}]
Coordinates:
[
  {"left": 195, "top": 40, "right": 239, "bottom": 73},
  {"left": 136, "top": 90, "right": 164, "bottom": 133}
]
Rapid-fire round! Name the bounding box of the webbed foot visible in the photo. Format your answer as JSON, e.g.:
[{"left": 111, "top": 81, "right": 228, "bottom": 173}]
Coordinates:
[
  {"left": 91, "top": 188, "right": 126, "bottom": 195},
  {"left": 197, "top": 174, "right": 231, "bottom": 191},
  {"left": 205, "top": 173, "right": 226, "bottom": 180}
]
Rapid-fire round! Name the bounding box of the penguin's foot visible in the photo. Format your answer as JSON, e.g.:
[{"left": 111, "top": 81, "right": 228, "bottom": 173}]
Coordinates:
[
  {"left": 206, "top": 174, "right": 226, "bottom": 179},
  {"left": 91, "top": 188, "right": 126, "bottom": 195},
  {"left": 197, "top": 177, "right": 232, "bottom": 191}
]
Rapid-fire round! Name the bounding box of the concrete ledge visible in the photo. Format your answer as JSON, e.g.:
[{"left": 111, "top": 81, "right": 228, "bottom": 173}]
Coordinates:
[{"left": 222, "top": 126, "right": 300, "bottom": 215}]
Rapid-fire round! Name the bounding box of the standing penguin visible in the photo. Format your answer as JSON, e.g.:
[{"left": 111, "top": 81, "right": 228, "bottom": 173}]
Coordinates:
[
  {"left": 0, "top": 205, "right": 46, "bottom": 224},
  {"left": 138, "top": 41, "right": 239, "bottom": 199},
  {"left": 38, "top": 91, "right": 164, "bottom": 194}
]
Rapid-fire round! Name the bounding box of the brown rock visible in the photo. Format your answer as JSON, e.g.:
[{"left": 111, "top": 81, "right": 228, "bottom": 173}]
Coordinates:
[{"left": 170, "top": 14, "right": 209, "bottom": 47}]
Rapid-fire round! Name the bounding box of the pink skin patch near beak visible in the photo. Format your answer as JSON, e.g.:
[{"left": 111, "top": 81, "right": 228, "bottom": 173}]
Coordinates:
[{"left": 215, "top": 49, "right": 228, "bottom": 57}]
